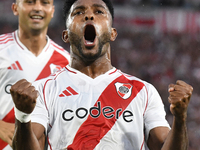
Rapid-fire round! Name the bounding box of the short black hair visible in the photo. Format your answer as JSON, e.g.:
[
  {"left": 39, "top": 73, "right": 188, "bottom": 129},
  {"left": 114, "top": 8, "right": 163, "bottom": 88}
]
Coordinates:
[{"left": 63, "top": 0, "right": 114, "bottom": 22}]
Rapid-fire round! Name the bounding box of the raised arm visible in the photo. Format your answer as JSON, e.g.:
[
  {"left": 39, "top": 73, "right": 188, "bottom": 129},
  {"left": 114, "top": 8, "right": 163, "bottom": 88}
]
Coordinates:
[
  {"left": 147, "top": 80, "right": 193, "bottom": 150},
  {"left": 10, "top": 79, "right": 45, "bottom": 150}
]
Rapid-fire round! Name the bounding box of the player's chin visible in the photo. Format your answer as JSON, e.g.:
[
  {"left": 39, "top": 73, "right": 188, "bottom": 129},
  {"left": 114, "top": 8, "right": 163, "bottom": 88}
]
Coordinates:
[
  {"left": 30, "top": 24, "right": 46, "bottom": 31},
  {"left": 81, "top": 52, "right": 101, "bottom": 62}
]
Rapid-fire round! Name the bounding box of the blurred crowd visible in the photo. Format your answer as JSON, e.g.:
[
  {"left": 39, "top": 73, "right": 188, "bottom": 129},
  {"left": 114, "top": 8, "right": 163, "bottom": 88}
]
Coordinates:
[
  {"left": 0, "top": 0, "right": 200, "bottom": 149},
  {"left": 111, "top": 31, "right": 200, "bottom": 150},
  {"left": 115, "top": 0, "right": 200, "bottom": 9}
]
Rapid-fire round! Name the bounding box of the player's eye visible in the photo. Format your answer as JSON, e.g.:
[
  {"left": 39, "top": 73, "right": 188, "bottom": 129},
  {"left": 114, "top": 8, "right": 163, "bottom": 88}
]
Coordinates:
[
  {"left": 26, "top": 0, "right": 34, "bottom": 4},
  {"left": 75, "top": 11, "right": 84, "bottom": 15},
  {"left": 42, "top": 0, "right": 50, "bottom": 4},
  {"left": 96, "top": 10, "right": 103, "bottom": 14}
]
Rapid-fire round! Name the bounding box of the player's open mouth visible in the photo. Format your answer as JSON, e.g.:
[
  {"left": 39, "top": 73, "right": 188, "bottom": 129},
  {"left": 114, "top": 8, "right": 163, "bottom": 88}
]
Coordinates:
[{"left": 84, "top": 24, "right": 96, "bottom": 48}]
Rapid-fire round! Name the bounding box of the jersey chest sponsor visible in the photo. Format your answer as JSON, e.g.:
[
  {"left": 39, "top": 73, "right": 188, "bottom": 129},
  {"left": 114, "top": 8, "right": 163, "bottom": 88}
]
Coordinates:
[{"left": 62, "top": 101, "right": 134, "bottom": 123}]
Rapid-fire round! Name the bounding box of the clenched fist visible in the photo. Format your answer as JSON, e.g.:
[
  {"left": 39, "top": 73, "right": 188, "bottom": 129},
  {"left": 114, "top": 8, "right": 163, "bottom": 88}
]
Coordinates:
[
  {"left": 168, "top": 80, "right": 193, "bottom": 120},
  {"left": 10, "top": 79, "right": 39, "bottom": 114}
]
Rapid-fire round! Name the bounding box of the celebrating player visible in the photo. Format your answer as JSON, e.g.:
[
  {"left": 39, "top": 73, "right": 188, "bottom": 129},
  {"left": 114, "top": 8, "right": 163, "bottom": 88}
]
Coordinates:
[
  {"left": 10, "top": 0, "right": 193, "bottom": 149},
  {"left": 0, "top": 0, "right": 70, "bottom": 149}
]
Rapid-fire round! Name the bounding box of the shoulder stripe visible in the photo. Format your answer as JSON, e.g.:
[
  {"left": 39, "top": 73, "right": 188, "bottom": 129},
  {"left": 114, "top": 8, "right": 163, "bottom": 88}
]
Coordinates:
[
  {"left": 0, "top": 33, "right": 14, "bottom": 44},
  {"left": 50, "top": 40, "right": 65, "bottom": 52},
  {"left": 0, "top": 38, "right": 14, "bottom": 44},
  {"left": 0, "top": 33, "right": 12, "bottom": 40}
]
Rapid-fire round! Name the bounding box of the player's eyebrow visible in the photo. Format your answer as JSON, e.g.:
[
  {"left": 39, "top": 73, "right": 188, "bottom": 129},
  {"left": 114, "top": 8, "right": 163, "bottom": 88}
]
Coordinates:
[
  {"left": 92, "top": 4, "right": 106, "bottom": 10},
  {"left": 73, "top": 4, "right": 106, "bottom": 11},
  {"left": 73, "top": 5, "right": 86, "bottom": 11}
]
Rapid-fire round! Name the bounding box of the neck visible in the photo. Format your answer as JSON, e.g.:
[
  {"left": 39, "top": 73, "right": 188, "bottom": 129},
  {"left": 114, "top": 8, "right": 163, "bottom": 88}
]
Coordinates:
[
  {"left": 18, "top": 28, "right": 48, "bottom": 56},
  {"left": 70, "top": 51, "right": 113, "bottom": 79}
]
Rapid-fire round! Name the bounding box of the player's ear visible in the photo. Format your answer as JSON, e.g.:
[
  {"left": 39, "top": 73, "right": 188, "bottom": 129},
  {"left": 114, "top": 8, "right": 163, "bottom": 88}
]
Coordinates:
[
  {"left": 110, "top": 28, "right": 117, "bottom": 41},
  {"left": 62, "top": 30, "right": 69, "bottom": 43},
  {"left": 12, "top": 3, "right": 19, "bottom": 16},
  {"left": 51, "top": 5, "right": 55, "bottom": 18}
]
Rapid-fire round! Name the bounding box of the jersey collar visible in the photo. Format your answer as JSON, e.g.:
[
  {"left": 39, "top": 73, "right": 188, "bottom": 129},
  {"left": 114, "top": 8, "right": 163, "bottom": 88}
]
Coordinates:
[{"left": 13, "top": 30, "right": 50, "bottom": 54}]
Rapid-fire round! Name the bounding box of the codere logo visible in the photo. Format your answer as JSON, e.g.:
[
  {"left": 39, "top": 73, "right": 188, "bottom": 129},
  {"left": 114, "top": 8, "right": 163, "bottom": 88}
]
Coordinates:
[{"left": 62, "top": 101, "right": 133, "bottom": 122}]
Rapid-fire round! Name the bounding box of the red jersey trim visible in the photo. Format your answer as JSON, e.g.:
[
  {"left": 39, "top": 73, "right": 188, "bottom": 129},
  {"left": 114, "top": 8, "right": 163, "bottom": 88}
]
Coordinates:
[
  {"left": 50, "top": 40, "right": 66, "bottom": 52},
  {"left": 42, "top": 69, "right": 66, "bottom": 120},
  {"left": 65, "top": 66, "right": 77, "bottom": 74},
  {"left": 47, "top": 136, "right": 53, "bottom": 150},
  {"left": 140, "top": 136, "right": 145, "bottom": 150},
  {"left": 43, "top": 79, "right": 52, "bottom": 112},
  {"left": 13, "top": 32, "right": 24, "bottom": 50},
  {"left": 44, "top": 42, "right": 50, "bottom": 52},
  {"left": 109, "top": 68, "right": 117, "bottom": 75},
  {"left": 143, "top": 85, "right": 149, "bottom": 116}
]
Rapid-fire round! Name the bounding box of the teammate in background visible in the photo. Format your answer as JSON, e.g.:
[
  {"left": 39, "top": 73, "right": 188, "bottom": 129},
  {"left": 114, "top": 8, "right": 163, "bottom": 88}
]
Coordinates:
[
  {"left": 10, "top": 0, "right": 193, "bottom": 149},
  {"left": 0, "top": 0, "right": 70, "bottom": 149}
]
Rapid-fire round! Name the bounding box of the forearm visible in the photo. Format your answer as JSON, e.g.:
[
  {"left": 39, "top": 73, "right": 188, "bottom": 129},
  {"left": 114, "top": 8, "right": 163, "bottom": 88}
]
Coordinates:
[
  {"left": 12, "top": 120, "right": 42, "bottom": 150},
  {"left": 161, "top": 117, "right": 188, "bottom": 150}
]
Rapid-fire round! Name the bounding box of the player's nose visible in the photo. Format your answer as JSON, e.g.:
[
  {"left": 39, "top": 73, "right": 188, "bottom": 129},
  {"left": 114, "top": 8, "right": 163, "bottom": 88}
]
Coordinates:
[{"left": 85, "top": 10, "right": 94, "bottom": 21}]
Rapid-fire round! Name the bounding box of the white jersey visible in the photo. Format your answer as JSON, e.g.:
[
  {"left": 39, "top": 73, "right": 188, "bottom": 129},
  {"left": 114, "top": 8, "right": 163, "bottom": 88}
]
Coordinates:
[
  {"left": 0, "top": 30, "right": 70, "bottom": 150},
  {"left": 32, "top": 65, "right": 170, "bottom": 150}
]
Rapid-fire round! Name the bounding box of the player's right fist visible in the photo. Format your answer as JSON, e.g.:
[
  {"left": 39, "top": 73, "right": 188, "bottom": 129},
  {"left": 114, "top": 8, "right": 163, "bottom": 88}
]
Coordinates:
[{"left": 10, "top": 79, "right": 38, "bottom": 114}]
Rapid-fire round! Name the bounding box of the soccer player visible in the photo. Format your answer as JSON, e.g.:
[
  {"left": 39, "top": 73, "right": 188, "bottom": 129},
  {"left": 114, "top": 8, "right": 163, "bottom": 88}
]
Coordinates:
[
  {"left": 0, "top": 0, "right": 70, "bottom": 149},
  {"left": 10, "top": 0, "right": 193, "bottom": 149}
]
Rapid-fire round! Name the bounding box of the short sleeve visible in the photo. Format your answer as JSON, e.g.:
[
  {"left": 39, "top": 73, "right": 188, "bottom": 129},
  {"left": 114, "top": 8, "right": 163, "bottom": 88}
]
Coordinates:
[
  {"left": 143, "top": 83, "right": 170, "bottom": 142},
  {"left": 31, "top": 80, "right": 49, "bottom": 133}
]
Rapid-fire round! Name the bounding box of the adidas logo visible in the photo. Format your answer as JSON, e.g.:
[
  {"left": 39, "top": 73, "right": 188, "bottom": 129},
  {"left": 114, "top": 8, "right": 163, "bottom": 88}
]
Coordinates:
[
  {"left": 7, "top": 61, "right": 23, "bottom": 71},
  {"left": 59, "top": 86, "right": 78, "bottom": 97}
]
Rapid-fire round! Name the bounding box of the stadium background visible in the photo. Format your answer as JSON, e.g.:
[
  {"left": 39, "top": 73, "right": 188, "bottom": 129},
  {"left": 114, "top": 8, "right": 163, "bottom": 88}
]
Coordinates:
[{"left": 0, "top": 0, "right": 200, "bottom": 149}]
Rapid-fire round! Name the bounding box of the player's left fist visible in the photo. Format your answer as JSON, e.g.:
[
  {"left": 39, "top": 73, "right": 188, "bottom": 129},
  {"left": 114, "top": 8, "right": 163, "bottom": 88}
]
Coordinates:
[{"left": 168, "top": 80, "right": 193, "bottom": 120}]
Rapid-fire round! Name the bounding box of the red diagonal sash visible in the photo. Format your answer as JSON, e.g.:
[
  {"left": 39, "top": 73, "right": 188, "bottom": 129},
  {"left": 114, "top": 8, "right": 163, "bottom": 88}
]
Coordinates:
[
  {"left": 35, "top": 51, "right": 69, "bottom": 81},
  {"left": 67, "top": 75, "right": 144, "bottom": 150}
]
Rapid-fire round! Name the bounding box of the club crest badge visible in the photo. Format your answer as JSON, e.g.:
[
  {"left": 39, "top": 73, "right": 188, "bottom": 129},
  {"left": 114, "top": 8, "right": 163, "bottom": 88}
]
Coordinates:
[
  {"left": 50, "top": 63, "right": 62, "bottom": 74},
  {"left": 115, "top": 82, "right": 133, "bottom": 99}
]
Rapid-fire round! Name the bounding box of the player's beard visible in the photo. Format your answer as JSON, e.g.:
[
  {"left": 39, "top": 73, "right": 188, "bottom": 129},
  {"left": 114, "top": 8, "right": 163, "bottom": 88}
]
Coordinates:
[{"left": 69, "top": 31, "right": 111, "bottom": 62}]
